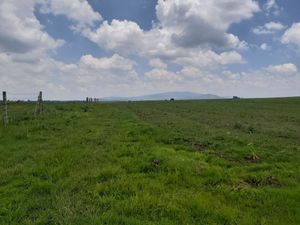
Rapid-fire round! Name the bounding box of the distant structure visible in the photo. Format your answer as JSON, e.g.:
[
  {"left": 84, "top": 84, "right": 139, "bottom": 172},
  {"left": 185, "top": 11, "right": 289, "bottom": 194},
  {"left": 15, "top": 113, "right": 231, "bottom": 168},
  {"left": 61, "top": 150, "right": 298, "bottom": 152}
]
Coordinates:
[
  {"left": 86, "top": 97, "right": 100, "bottom": 103},
  {"left": 233, "top": 96, "right": 240, "bottom": 99}
]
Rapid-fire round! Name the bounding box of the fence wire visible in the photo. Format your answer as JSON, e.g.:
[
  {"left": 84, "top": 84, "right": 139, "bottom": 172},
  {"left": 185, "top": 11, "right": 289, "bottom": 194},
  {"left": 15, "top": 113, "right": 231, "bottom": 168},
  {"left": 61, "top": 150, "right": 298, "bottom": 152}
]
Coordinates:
[
  {"left": 6, "top": 91, "right": 39, "bottom": 101},
  {"left": 1, "top": 91, "right": 43, "bottom": 126}
]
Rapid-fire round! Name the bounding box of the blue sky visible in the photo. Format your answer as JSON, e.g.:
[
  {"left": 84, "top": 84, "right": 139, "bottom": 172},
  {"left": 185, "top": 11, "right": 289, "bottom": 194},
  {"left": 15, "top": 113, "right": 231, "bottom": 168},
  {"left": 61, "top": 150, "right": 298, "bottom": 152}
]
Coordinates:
[{"left": 0, "top": 0, "right": 300, "bottom": 100}]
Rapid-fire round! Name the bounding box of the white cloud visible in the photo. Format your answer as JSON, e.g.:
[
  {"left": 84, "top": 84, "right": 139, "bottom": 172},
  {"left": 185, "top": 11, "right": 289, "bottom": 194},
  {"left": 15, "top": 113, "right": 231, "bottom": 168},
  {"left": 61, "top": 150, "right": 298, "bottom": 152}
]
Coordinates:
[
  {"left": 143, "top": 60, "right": 299, "bottom": 93},
  {"left": 0, "top": 53, "right": 71, "bottom": 99},
  {"left": 266, "top": 63, "right": 298, "bottom": 75},
  {"left": 263, "top": 0, "right": 281, "bottom": 16},
  {"left": 79, "top": 54, "right": 137, "bottom": 79},
  {"left": 282, "top": 22, "right": 300, "bottom": 47},
  {"left": 0, "top": 0, "right": 64, "bottom": 54},
  {"left": 143, "top": 62, "right": 300, "bottom": 98},
  {"left": 84, "top": 0, "right": 258, "bottom": 72},
  {"left": 0, "top": 0, "right": 140, "bottom": 99},
  {"left": 85, "top": 20, "right": 144, "bottom": 55},
  {"left": 265, "top": 22, "right": 285, "bottom": 30},
  {"left": 253, "top": 22, "right": 285, "bottom": 35},
  {"left": 145, "top": 69, "right": 181, "bottom": 81},
  {"left": 156, "top": 0, "right": 259, "bottom": 48},
  {"left": 222, "top": 64, "right": 300, "bottom": 97},
  {"left": 149, "top": 58, "right": 168, "bottom": 69},
  {"left": 1, "top": 49, "right": 299, "bottom": 99},
  {"left": 260, "top": 43, "right": 271, "bottom": 50},
  {"left": 174, "top": 50, "right": 245, "bottom": 70},
  {"left": 85, "top": 19, "right": 246, "bottom": 72},
  {"left": 86, "top": 0, "right": 259, "bottom": 58},
  {"left": 1, "top": 0, "right": 299, "bottom": 99},
  {"left": 0, "top": 53, "right": 140, "bottom": 99},
  {"left": 38, "top": 0, "right": 102, "bottom": 31},
  {"left": 264, "top": 0, "right": 276, "bottom": 11}
]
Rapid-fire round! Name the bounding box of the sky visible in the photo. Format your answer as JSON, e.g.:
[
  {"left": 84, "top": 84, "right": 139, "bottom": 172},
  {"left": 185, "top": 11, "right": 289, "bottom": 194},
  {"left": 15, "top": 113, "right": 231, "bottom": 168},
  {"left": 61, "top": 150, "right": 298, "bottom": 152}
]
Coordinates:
[{"left": 0, "top": 0, "right": 300, "bottom": 100}]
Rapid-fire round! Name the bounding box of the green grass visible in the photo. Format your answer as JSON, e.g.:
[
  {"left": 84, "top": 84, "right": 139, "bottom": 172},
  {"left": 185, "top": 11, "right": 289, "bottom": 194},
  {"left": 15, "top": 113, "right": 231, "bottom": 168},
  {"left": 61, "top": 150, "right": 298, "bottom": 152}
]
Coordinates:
[{"left": 0, "top": 98, "right": 300, "bottom": 225}]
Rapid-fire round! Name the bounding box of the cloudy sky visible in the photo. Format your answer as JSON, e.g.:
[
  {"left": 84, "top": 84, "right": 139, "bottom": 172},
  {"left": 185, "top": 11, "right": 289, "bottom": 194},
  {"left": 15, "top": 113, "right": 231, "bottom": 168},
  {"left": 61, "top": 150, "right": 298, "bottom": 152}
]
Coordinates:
[{"left": 0, "top": 0, "right": 300, "bottom": 100}]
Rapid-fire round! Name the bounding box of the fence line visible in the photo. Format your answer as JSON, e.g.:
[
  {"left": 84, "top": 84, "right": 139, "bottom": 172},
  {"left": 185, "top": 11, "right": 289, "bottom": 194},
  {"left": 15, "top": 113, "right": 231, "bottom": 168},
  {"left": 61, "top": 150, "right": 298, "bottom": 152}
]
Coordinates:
[{"left": 2, "top": 91, "right": 44, "bottom": 126}]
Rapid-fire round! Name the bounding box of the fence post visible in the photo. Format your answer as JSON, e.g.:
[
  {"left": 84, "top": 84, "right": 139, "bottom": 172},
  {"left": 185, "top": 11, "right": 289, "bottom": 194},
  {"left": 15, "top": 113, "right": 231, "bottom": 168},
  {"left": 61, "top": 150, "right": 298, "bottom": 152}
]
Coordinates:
[
  {"left": 35, "top": 91, "right": 43, "bottom": 117},
  {"left": 2, "top": 91, "right": 8, "bottom": 126}
]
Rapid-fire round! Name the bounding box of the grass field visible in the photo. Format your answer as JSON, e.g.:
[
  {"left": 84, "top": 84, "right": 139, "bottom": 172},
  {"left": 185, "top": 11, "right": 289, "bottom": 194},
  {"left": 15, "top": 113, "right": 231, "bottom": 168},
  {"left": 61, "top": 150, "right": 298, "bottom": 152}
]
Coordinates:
[{"left": 0, "top": 98, "right": 300, "bottom": 225}]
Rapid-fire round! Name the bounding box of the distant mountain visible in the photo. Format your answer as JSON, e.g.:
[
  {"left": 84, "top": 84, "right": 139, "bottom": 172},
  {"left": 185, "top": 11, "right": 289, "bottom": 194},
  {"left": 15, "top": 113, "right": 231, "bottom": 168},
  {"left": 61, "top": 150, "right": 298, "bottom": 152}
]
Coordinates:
[{"left": 101, "top": 92, "right": 223, "bottom": 101}]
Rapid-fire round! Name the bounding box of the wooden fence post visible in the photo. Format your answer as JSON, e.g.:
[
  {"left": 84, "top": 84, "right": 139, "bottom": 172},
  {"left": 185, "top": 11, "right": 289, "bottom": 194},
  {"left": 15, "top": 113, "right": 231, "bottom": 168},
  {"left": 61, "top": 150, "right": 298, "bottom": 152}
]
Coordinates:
[
  {"left": 3, "top": 91, "right": 8, "bottom": 126},
  {"left": 35, "top": 91, "right": 43, "bottom": 117}
]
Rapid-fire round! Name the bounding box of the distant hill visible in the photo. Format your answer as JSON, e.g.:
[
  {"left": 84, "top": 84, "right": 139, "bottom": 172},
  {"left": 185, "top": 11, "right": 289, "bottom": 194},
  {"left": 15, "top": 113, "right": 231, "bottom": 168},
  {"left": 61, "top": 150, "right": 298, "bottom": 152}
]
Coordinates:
[{"left": 101, "top": 92, "right": 223, "bottom": 101}]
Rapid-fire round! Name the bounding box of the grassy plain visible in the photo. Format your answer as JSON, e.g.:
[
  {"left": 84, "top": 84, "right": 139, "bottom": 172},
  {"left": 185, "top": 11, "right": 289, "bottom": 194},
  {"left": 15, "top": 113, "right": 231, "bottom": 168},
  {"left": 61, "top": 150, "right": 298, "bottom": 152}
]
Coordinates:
[{"left": 0, "top": 98, "right": 300, "bottom": 225}]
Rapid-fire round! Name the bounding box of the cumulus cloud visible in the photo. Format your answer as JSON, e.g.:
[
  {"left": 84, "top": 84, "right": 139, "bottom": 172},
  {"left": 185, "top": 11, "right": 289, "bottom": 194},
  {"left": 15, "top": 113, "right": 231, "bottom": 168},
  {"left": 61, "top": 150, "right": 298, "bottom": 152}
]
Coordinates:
[
  {"left": 87, "top": 0, "right": 259, "bottom": 52},
  {"left": 143, "top": 62, "right": 300, "bottom": 97},
  {"left": 0, "top": 0, "right": 140, "bottom": 99},
  {"left": 0, "top": 53, "right": 71, "bottom": 99},
  {"left": 156, "top": 0, "right": 259, "bottom": 48},
  {"left": 84, "top": 20, "right": 171, "bottom": 57},
  {"left": 84, "top": 0, "right": 258, "bottom": 72},
  {"left": 0, "top": 0, "right": 138, "bottom": 99},
  {"left": 253, "top": 22, "right": 285, "bottom": 35},
  {"left": 220, "top": 63, "right": 300, "bottom": 97},
  {"left": 149, "top": 58, "right": 168, "bottom": 69},
  {"left": 0, "top": 0, "right": 64, "bottom": 54},
  {"left": 38, "top": 0, "right": 102, "bottom": 31},
  {"left": 79, "top": 54, "right": 138, "bottom": 80},
  {"left": 0, "top": 0, "right": 299, "bottom": 99},
  {"left": 263, "top": 0, "right": 281, "bottom": 16},
  {"left": 0, "top": 52, "right": 140, "bottom": 99},
  {"left": 85, "top": 20, "right": 144, "bottom": 55},
  {"left": 266, "top": 63, "right": 298, "bottom": 75},
  {"left": 282, "top": 22, "right": 300, "bottom": 47},
  {"left": 260, "top": 43, "right": 271, "bottom": 50},
  {"left": 145, "top": 69, "right": 181, "bottom": 81},
  {"left": 264, "top": 22, "right": 285, "bottom": 30},
  {"left": 85, "top": 20, "right": 246, "bottom": 71},
  {"left": 174, "top": 50, "right": 245, "bottom": 70},
  {"left": 1, "top": 48, "right": 299, "bottom": 99}
]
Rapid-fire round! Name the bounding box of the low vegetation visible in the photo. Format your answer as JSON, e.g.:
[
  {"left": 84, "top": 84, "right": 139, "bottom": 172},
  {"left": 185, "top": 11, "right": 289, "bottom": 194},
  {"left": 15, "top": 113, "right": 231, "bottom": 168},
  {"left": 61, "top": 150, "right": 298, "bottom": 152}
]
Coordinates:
[{"left": 0, "top": 98, "right": 300, "bottom": 224}]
